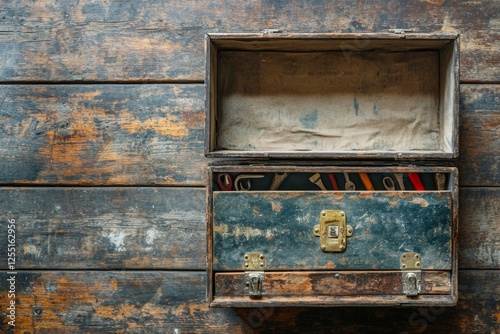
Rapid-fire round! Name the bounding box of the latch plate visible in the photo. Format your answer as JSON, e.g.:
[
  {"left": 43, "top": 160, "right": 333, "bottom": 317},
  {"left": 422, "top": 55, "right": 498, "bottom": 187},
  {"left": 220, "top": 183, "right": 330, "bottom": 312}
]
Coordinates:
[
  {"left": 245, "top": 272, "right": 264, "bottom": 297},
  {"left": 244, "top": 252, "right": 266, "bottom": 271},
  {"left": 313, "top": 210, "right": 353, "bottom": 252},
  {"left": 244, "top": 253, "right": 265, "bottom": 297},
  {"left": 401, "top": 252, "right": 422, "bottom": 296}
]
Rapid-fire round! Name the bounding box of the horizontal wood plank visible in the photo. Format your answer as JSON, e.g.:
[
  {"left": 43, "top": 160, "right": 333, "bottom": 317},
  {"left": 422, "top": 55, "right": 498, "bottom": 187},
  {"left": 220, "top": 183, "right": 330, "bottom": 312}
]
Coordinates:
[
  {"left": 0, "top": 0, "right": 498, "bottom": 82},
  {"left": 0, "top": 187, "right": 497, "bottom": 270},
  {"left": 215, "top": 271, "right": 451, "bottom": 296},
  {"left": 0, "top": 187, "right": 206, "bottom": 270},
  {"left": 459, "top": 84, "right": 500, "bottom": 187},
  {"left": 0, "top": 270, "right": 498, "bottom": 333},
  {"left": 0, "top": 84, "right": 206, "bottom": 185},
  {"left": 0, "top": 84, "right": 498, "bottom": 186}
]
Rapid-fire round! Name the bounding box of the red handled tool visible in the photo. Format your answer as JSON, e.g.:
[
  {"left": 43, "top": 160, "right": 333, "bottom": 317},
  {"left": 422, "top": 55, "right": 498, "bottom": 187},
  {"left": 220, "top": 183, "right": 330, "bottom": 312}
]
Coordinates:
[
  {"left": 408, "top": 173, "right": 425, "bottom": 191},
  {"left": 217, "top": 173, "right": 233, "bottom": 191},
  {"left": 328, "top": 173, "right": 339, "bottom": 190}
]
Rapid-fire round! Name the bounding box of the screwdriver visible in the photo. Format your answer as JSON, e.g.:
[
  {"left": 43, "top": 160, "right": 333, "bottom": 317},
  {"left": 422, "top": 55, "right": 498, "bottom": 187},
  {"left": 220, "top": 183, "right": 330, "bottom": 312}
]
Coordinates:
[{"left": 359, "top": 173, "right": 374, "bottom": 191}]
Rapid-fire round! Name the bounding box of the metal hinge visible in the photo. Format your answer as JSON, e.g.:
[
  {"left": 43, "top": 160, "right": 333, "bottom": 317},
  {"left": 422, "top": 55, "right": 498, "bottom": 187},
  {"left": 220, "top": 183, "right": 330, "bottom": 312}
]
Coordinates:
[
  {"left": 262, "top": 28, "right": 282, "bottom": 34},
  {"left": 244, "top": 252, "right": 266, "bottom": 297},
  {"left": 388, "top": 29, "right": 412, "bottom": 38},
  {"left": 401, "top": 252, "right": 422, "bottom": 296}
]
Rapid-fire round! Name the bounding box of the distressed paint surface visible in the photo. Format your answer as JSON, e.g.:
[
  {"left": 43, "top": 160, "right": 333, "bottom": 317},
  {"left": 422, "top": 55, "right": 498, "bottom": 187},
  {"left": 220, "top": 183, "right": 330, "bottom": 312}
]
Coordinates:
[
  {"left": 0, "top": 0, "right": 498, "bottom": 332},
  {"left": 215, "top": 271, "right": 451, "bottom": 296},
  {"left": 0, "top": 84, "right": 205, "bottom": 185},
  {"left": 459, "top": 188, "right": 500, "bottom": 269},
  {"left": 213, "top": 191, "right": 452, "bottom": 271},
  {"left": 0, "top": 187, "right": 206, "bottom": 269},
  {"left": 0, "top": 271, "right": 498, "bottom": 333},
  {"left": 0, "top": 1, "right": 498, "bottom": 82},
  {"left": 459, "top": 85, "right": 500, "bottom": 187},
  {"left": 0, "top": 84, "right": 496, "bottom": 186},
  {"left": 0, "top": 187, "right": 495, "bottom": 271}
]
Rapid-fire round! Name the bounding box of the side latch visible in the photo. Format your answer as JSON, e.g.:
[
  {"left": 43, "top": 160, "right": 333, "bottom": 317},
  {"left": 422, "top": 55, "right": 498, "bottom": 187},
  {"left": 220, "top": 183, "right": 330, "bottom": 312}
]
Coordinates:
[
  {"left": 244, "top": 252, "right": 266, "bottom": 297},
  {"left": 400, "top": 252, "right": 422, "bottom": 296}
]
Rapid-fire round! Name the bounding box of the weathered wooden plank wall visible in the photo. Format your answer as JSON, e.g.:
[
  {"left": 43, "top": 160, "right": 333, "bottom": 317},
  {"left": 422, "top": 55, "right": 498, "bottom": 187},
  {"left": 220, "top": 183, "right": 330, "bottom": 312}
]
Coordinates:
[{"left": 0, "top": 0, "right": 499, "bottom": 333}]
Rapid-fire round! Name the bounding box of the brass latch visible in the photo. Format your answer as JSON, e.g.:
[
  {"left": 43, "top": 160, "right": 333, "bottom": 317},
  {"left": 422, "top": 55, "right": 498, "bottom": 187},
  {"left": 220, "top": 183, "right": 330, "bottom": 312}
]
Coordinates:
[
  {"left": 313, "top": 210, "right": 353, "bottom": 252},
  {"left": 244, "top": 252, "right": 266, "bottom": 297},
  {"left": 401, "top": 252, "right": 422, "bottom": 296}
]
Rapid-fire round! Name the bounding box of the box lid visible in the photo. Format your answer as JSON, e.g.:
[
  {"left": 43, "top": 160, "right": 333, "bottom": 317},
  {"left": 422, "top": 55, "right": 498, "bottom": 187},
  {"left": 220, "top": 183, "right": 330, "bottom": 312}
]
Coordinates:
[{"left": 205, "top": 32, "right": 459, "bottom": 160}]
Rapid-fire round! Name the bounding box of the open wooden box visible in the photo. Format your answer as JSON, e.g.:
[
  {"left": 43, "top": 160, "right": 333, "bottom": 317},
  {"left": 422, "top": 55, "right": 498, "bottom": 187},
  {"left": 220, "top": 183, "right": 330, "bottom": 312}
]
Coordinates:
[{"left": 205, "top": 32, "right": 459, "bottom": 307}]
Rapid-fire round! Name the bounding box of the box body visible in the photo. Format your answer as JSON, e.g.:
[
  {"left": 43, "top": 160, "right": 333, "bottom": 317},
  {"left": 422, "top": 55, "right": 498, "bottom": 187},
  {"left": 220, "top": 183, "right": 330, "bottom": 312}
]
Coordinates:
[
  {"left": 205, "top": 33, "right": 459, "bottom": 307},
  {"left": 207, "top": 165, "right": 458, "bottom": 307}
]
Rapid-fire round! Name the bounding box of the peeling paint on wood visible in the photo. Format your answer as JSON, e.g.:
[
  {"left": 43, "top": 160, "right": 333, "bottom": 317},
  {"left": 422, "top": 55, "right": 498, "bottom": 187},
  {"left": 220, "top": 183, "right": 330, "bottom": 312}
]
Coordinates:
[
  {"left": 459, "top": 188, "right": 500, "bottom": 269},
  {"left": 0, "top": 84, "right": 205, "bottom": 185},
  {"left": 0, "top": 271, "right": 498, "bottom": 333},
  {"left": 213, "top": 191, "right": 452, "bottom": 271},
  {"left": 0, "top": 0, "right": 498, "bottom": 331},
  {"left": 215, "top": 271, "right": 451, "bottom": 297},
  {"left": 459, "top": 84, "right": 500, "bottom": 187},
  {"left": 0, "top": 84, "right": 497, "bottom": 186},
  {"left": 0, "top": 1, "right": 498, "bottom": 82},
  {"left": 0, "top": 187, "right": 206, "bottom": 269}
]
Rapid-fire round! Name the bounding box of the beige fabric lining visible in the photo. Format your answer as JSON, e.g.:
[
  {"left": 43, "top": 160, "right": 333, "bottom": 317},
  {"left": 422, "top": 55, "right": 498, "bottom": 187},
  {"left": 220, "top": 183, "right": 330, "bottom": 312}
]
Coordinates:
[{"left": 217, "top": 51, "right": 441, "bottom": 152}]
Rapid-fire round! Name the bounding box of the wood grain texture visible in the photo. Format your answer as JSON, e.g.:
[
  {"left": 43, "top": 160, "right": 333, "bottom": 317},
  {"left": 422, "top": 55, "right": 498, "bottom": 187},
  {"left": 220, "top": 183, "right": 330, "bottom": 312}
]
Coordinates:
[
  {"left": 0, "top": 84, "right": 205, "bottom": 185},
  {"left": 0, "top": 187, "right": 206, "bottom": 270},
  {"left": 459, "top": 188, "right": 500, "bottom": 270},
  {"left": 0, "top": 0, "right": 498, "bottom": 82},
  {"left": 0, "top": 84, "right": 497, "bottom": 186},
  {"left": 459, "top": 84, "right": 500, "bottom": 187},
  {"left": 0, "top": 0, "right": 497, "bottom": 332},
  {"left": 215, "top": 271, "right": 451, "bottom": 296},
  {"left": 0, "top": 270, "right": 498, "bottom": 333},
  {"left": 0, "top": 187, "right": 497, "bottom": 270}
]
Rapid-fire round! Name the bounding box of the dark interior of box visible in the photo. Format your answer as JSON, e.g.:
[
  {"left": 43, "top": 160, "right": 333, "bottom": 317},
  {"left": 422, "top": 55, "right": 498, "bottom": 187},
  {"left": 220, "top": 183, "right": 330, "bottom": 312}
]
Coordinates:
[
  {"left": 214, "top": 42, "right": 455, "bottom": 154},
  {"left": 212, "top": 171, "right": 451, "bottom": 191}
]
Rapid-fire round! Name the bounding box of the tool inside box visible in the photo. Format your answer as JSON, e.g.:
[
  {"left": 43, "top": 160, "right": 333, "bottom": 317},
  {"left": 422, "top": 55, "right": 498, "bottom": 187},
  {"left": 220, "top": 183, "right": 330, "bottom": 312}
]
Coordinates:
[{"left": 212, "top": 171, "right": 450, "bottom": 191}]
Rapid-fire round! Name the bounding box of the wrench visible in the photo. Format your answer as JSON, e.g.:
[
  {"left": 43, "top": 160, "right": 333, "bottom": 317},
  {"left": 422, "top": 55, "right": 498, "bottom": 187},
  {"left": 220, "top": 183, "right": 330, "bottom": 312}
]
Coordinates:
[
  {"left": 309, "top": 173, "right": 327, "bottom": 191},
  {"left": 382, "top": 176, "right": 396, "bottom": 191},
  {"left": 343, "top": 172, "right": 356, "bottom": 190},
  {"left": 394, "top": 173, "right": 405, "bottom": 190},
  {"left": 269, "top": 173, "right": 288, "bottom": 190},
  {"left": 435, "top": 173, "right": 446, "bottom": 190},
  {"left": 234, "top": 174, "right": 265, "bottom": 191}
]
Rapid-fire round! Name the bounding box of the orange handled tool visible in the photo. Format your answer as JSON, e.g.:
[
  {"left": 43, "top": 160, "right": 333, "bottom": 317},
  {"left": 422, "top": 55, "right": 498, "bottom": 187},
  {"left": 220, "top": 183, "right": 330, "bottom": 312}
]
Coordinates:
[
  {"left": 359, "top": 173, "right": 374, "bottom": 190},
  {"left": 408, "top": 173, "right": 425, "bottom": 191}
]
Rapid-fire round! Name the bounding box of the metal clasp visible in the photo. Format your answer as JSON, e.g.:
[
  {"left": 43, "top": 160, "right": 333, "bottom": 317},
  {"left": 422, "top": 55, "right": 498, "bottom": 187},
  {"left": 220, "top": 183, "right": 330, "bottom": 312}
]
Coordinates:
[
  {"left": 246, "top": 272, "right": 264, "bottom": 297},
  {"left": 244, "top": 253, "right": 266, "bottom": 297},
  {"left": 313, "top": 210, "right": 353, "bottom": 252},
  {"left": 401, "top": 252, "right": 422, "bottom": 296}
]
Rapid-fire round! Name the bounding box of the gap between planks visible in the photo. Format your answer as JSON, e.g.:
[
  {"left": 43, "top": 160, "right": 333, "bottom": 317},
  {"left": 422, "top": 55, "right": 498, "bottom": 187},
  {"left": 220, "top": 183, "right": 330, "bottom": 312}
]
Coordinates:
[
  {"left": 0, "top": 80, "right": 497, "bottom": 85},
  {"left": 0, "top": 80, "right": 205, "bottom": 85}
]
